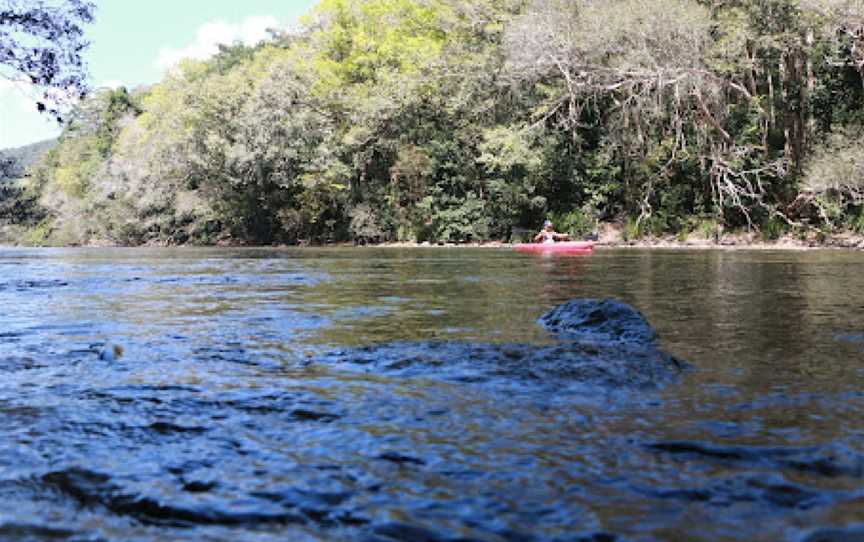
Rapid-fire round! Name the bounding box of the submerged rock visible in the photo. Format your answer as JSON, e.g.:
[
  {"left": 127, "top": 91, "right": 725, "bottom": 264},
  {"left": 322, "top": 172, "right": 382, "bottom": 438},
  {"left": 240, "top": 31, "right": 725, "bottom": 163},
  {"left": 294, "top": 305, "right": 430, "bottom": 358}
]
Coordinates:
[{"left": 312, "top": 299, "right": 687, "bottom": 392}]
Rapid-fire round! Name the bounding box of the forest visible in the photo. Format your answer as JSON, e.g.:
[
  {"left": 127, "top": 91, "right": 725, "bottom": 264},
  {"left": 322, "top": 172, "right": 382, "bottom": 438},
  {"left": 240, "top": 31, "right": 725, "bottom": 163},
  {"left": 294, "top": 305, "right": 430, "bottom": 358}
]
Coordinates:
[{"left": 2, "top": 0, "right": 864, "bottom": 246}]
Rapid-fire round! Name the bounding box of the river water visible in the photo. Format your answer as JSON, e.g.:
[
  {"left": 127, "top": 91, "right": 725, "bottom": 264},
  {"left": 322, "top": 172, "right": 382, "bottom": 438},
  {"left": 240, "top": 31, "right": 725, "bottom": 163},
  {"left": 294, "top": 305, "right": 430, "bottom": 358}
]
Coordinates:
[{"left": 0, "top": 247, "right": 862, "bottom": 542}]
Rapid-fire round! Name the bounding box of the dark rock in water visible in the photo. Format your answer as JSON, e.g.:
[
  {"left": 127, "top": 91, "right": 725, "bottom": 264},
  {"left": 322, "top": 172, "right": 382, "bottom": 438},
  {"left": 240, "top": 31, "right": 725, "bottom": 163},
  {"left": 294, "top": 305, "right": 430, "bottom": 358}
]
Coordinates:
[
  {"left": 318, "top": 341, "right": 685, "bottom": 391},
  {"left": 540, "top": 299, "right": 657, "bottom": 345},
  {"left": 313, "top": 299, "right": 687, "bottom": 392}
]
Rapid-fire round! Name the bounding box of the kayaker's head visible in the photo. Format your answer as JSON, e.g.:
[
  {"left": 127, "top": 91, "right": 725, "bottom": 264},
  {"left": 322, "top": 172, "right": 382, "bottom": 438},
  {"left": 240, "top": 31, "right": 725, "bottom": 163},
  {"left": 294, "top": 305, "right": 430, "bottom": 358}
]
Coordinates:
[{"left": 543, "top": 220, "right": 553, "bottom": 231}]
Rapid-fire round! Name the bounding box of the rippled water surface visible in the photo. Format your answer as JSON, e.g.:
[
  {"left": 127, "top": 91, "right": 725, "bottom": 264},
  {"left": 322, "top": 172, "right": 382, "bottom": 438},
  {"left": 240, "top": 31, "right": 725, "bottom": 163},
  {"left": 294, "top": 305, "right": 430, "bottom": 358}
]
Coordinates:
[{"left": 1, "top": 247, "right": 862, "bottom": 542}]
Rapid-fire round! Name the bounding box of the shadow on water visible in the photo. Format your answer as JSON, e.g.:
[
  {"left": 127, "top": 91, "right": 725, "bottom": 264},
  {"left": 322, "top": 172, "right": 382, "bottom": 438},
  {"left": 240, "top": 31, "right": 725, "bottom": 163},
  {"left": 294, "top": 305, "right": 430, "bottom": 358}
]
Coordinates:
[{"left": 0, "top": 247, "right": 862, "bottom": 541}]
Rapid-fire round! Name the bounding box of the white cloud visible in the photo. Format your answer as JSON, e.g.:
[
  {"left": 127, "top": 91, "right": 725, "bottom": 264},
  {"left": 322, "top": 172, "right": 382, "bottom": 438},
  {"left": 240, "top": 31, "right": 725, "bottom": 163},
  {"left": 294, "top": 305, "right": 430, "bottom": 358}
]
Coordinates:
[{"left": 155, "top": 15, "right": 280, "bottom": 72}]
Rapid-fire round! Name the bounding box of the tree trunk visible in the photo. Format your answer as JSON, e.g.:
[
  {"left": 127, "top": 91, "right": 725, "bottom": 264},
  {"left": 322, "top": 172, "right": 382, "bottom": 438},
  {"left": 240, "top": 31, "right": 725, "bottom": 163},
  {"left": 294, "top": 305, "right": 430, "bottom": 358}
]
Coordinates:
[
  {"left": 804, "top": 29, "right": 816, "bottom": 148},
  {"left": 767, "top": 69, "right": 776, "bottom": 128},
  {"left": 747, "top": 44, "right": 758, "bottom": 96},
  {"left": 787, "top": 48, "right": 804, "bottom": 174},
  {"left": 779, "top": 52, "right": 792, "bottom": 165}
]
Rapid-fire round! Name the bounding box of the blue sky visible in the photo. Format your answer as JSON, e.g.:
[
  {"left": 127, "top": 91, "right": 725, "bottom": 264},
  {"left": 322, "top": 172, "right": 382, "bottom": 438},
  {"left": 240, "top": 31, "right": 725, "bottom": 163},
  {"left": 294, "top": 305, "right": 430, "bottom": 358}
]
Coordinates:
[{"left": 1, "top": 0, "right": 317, "bottom": 149}]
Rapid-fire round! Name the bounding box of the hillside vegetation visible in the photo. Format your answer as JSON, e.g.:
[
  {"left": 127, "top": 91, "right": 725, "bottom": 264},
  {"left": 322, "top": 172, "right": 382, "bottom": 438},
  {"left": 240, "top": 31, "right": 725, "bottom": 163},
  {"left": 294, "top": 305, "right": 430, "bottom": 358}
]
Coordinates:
[
  {"left": 1, "top": 140, "right": 57, "bottom": 239},
  {"left": 0, "top": 139, "right": 57, "bottom": 182},
  {"left": 3, "top": 0, "right": 864, "bottom": 246}
]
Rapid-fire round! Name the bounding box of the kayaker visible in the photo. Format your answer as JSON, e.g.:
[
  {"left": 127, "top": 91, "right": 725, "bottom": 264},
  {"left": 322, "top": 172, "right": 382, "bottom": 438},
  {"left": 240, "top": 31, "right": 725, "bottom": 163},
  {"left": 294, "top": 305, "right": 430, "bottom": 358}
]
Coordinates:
[{"left": 533, "top": 220, "right": 571, "bottom": 243}]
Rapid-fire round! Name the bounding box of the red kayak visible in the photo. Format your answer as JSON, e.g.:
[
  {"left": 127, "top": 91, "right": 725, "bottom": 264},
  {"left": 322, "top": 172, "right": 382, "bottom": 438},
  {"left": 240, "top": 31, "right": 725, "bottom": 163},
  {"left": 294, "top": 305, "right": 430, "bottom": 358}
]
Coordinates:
[{"left": 514, "top": 241, "right": 596, "bottom": 253}]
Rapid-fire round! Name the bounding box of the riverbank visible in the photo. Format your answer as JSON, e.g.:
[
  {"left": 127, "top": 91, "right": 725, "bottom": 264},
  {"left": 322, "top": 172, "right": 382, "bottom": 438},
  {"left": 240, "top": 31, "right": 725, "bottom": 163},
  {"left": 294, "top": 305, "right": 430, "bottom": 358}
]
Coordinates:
[
  {"left": 3, "top": 221, "right": 863, "bottom": 250},
  {"left": 592, "top": 223, "right": 864, "bottom": 250},
  {"left": 376, "top": 223, "right": 864, "bottom": 251}
]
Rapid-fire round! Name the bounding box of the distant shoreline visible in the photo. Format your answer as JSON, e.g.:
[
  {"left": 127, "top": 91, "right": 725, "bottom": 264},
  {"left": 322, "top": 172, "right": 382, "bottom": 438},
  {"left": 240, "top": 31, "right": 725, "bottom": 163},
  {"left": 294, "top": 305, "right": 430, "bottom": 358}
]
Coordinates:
[
  {"left": 3, "top": 223, "right": 863, "bottom": 251},
  {"left": 2, "top": 239, "right": 861, "bottom": 251},
  {"left": 316, "top": 223, "right": 864, "bottom": 251},
  {"left": 374, "top": 238, "right": 863, "bottom": 251}
]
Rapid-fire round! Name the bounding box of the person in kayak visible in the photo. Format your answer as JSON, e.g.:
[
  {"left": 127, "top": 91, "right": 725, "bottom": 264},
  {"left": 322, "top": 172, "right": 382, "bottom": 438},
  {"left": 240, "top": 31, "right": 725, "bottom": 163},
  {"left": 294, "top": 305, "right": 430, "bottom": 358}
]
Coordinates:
[{"left": 533, "top": 220, "right": 571, "bottom": 243}]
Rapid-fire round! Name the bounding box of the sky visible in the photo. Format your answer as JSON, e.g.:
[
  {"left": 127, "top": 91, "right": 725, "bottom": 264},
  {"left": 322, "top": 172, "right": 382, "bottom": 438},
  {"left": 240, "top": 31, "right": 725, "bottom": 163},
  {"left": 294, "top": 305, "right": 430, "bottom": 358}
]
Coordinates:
[{"left": 0, "top": 0, "right": 318, "bottom": 150}]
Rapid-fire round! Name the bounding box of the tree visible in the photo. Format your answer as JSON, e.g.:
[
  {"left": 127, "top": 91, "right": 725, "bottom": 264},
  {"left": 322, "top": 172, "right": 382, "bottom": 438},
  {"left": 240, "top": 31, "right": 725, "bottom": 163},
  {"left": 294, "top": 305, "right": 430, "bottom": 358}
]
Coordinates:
[
  {"left": 0, "top": 0, "right": 95, "bottom": 119},
  {"left": 9, "top": 0, "right": 864, "bottom": 247},
  {"left": 504, "top": 0, "right": 732, "bottom": 226}
]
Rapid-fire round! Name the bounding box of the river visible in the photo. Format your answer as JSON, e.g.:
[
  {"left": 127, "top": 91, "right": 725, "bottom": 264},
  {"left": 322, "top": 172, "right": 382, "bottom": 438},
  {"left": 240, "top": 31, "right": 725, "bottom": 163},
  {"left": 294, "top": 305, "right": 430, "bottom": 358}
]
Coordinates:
[{"left": 1, "top": 247, "right": 862, "bottom": 542}]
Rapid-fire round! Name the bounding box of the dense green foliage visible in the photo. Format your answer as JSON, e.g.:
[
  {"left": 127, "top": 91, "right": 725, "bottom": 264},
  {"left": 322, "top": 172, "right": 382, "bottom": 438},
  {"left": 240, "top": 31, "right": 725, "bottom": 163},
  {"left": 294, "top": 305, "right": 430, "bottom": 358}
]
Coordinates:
[{"left": 3, "top": 0, "right": 864, "bottom": 245}]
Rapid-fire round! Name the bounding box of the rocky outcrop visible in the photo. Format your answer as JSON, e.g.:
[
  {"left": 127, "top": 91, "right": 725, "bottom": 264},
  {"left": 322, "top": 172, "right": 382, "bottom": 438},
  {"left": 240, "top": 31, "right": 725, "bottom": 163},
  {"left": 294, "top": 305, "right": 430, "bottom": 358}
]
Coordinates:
[
  {"left": 540, "top": 298, "right": 657, "bottom": 345},
  {"left": 312, "top": 299, "right": 688, "bottom": 392}
]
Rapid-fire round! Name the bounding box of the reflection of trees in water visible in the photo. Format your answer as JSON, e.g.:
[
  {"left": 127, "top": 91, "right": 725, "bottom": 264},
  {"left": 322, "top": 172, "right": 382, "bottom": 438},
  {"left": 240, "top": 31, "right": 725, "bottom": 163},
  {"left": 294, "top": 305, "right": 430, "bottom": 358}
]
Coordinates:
[
  {"left": 307, "top": 249, "right": 575, "bottom": 346},
  {"left": 531, "top": 253, "right": 591, "bottom": 305},
  {"left": 700, "top": 251, "right": 864, "bottom": 389},
  {"left": 597, "top": 250, "right": 864, "bottom": 392}
]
